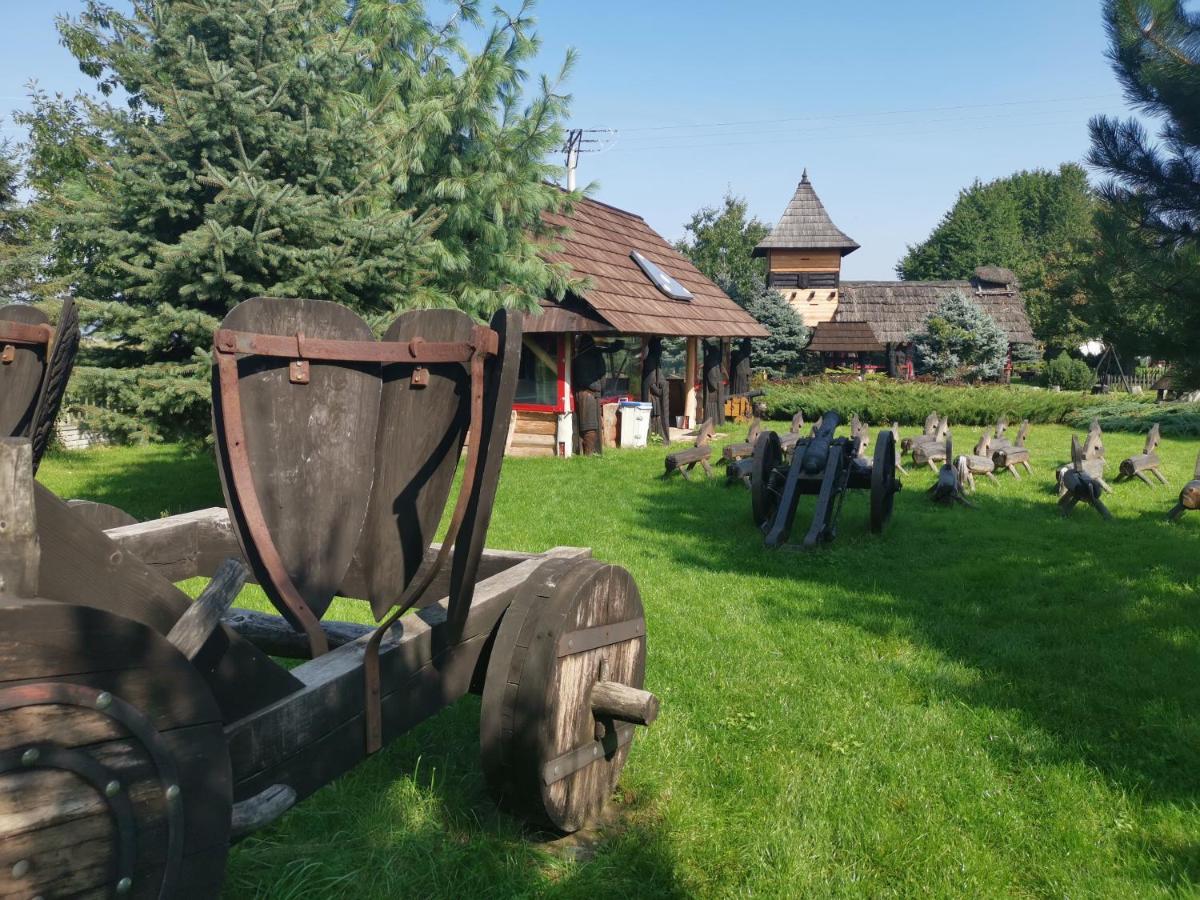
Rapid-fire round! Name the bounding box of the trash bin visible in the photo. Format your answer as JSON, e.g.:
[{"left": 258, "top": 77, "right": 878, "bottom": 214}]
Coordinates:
[{"left": 619, "top": 401, "right": 653, "bottom": 449}]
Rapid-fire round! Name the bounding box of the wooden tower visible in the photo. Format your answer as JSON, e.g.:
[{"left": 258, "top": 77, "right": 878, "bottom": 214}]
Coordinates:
[{"left": 753, "top": 170, "right": 859, "bottom": 327}]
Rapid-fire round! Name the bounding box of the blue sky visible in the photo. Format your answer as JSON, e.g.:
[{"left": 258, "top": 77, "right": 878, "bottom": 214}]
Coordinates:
[{"left": 1, "top": 1, "right": 1141, "bottom": 278}]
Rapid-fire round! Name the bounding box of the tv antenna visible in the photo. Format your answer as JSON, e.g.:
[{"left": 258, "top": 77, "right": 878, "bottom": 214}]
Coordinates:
[{"left": 563, "top": 128, "right": 618, "bottom": 190}]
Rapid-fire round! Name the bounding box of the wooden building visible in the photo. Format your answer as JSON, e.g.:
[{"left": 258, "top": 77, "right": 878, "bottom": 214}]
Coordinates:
[
  {"left": 513, "top": 196, "right": 767, "bottom": 457},
  {"left": 756, "top": 173, "right": 1034, "bottom": 376}
]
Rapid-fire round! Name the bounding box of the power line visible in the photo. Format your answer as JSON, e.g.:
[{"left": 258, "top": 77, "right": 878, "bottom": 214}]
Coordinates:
[{"left": 616, "top": 93, "right": 1122, "bottom": 133}]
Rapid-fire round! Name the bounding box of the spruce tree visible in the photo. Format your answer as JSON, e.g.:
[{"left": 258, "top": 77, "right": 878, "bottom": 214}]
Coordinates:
[
  {"left": 32, "top": 0, "right": 577, "bottom": 440},
  {"left": 738, "top": 285, "right": 811, "bottom": 378},
  {"left": 910, "top": 290, "right": 1008, "bottom": 382},
  {"left": 1086, "top": 0, "right": 1200, "bottom": 387}
]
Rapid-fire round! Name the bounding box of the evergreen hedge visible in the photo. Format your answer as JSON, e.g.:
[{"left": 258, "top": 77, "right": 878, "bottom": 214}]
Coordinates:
[
  {"left": 761, "top": 379, "right": 1155, "bottom": 427},
  {"left": 1063, "top": 400, "right": 1200, "bottom": 437}
]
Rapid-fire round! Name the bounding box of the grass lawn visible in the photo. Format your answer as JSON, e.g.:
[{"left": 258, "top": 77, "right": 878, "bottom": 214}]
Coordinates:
[{"left": 37, "top": 422, "right": 1200, "bottom": 898}]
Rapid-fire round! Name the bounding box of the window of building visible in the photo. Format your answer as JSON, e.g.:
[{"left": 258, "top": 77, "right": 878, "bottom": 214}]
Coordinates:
[
  {"left": 768, "top": 271, "right": 839, "bottom": 290},
  {"left": 515, "top": 334, "right": 559, "bottom": 407},
  {"left": 631, "top": 250, "right": 694, "bottom": 301}
]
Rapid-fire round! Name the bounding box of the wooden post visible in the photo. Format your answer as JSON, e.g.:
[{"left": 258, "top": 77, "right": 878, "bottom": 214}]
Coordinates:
[
  {"left": 0, "top": 438, "right": 38, "bottom": 598},
  {"left": 591, "top": 680, "right": 659, "bottom": 726},
  {"left": 684, "top": 336, "right": 698, "bottom": 429},
  {"left": 558, "top": 334, "right": 574, "bottom": 458}
]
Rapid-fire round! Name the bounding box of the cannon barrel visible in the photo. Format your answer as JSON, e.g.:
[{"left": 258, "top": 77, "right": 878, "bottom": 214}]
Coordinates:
[{"left": 801, "top": 411, "right": 841, "bottom": 473}]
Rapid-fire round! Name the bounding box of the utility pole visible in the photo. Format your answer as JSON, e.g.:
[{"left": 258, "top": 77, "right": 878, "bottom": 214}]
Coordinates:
[{"left": 564, "top": 128, "right": 583, "bottom": 191}]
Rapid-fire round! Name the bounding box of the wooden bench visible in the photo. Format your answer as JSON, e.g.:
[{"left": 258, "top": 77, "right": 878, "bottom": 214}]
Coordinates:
[
  {"left": 664, "top": 419, "right": 715, "bottom": 480},
  {"left": 722, "top": 418, "right": 762, "bottom": 463},
  {"left": 1056, "top": 418, "right": 1111, "bottom": 495},
  {"left": 777, "top": 412, "right": 805, "bottom": 455},
  {"left": 1117, "top": 422, "right": 1167, "bottom": 486},
  {"left": 958, "top": 430, "right": 999, "bottom": 491},
  {"left": 992, "top": 420, "right": 1032, "bottom": 478},
  {"left": 912, "top": 415, "right": 950, "bottom": 470}
]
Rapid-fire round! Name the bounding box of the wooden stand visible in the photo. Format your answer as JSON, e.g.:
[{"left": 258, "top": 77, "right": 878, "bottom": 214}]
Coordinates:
[
  {"left": 1117, "top": 422, "right": 1168, "bottom": 486},
  {"left": 663, "top": 419, "right": 715, "bottom": 480}
]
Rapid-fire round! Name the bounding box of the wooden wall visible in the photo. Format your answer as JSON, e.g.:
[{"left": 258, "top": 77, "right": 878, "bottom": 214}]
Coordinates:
[
  {"left": 781, "top": 288, "right": 840, "bottom": 327},
  {"left": 767, "top": 249, "right": 842, "bottom": 273}
]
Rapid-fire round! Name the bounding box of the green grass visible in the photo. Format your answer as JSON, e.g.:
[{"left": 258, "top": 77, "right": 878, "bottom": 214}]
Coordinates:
[{"left": 36, "top": 422, "right": 1200, "bottom": 898}]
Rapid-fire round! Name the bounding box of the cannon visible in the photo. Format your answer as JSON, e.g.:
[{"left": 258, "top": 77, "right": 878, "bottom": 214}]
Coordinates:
[
  {"left": 0, "top": 298, "right": 657, "bottom": 898},
  {"left": 749, "top": 410, "right": 900, "bottom": 549}
]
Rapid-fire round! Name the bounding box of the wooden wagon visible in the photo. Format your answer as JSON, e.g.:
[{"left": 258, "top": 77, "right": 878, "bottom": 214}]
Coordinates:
[{"left": 0, "top": 298, "right": 657, "bottom": 898}]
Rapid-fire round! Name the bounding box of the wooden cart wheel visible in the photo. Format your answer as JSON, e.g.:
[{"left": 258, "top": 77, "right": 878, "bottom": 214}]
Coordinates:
[
  {"left": 481, "top": 557, "right": 655, "bottom": 833},
  {"left": 0, "top": 600, "right": 232, "bottom": 899},
  {"left": 750, "top": 430, "right": 783, "bottom": 530},
  {"left": 870, "top": 429, "right": 898, "bottom": 534}
]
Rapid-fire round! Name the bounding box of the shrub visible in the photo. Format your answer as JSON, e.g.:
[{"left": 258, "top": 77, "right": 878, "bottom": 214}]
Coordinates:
[
  {"left": 1064, "top": 400, "right": 1200, "bottom": 436},
  {"left": 911, "top": 290, "right": 1009, "bottom": 381},
  {"left": 761, "top": 378, "right": 1153, "bottom": 427},
  {"left": 1043, "top": 352, "right": 1096, "bottom": 392}
]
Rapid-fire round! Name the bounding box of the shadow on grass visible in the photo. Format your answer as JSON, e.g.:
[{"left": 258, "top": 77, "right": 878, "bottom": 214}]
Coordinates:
[
  {"left": 40, "top": 445, "right": 224, "bottom": 519},
  {"left": 225, "top": 698, "right": 688, "bottom": 899},
  {"left": 633, "top": 467, "right": 1200, "bottom": 823}
]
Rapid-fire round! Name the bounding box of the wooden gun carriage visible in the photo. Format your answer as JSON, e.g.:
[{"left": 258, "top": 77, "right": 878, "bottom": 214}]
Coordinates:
[
  {"left": 749, "top": 411, "right": 900, "bottom": 549},
  {"left": 0, "top": 299, "right": 657, "bottom": 899}
]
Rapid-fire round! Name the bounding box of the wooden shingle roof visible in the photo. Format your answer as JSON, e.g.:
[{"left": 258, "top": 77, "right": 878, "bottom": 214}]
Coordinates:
[
  {"left": 836, "top": 280, "right": 1035, "bottom": 345},
  {"left": 753, "top": 171, "right": 859, "bottom": 257},
  {"left": 807, "top": 321, "right": 884, "bottom": 352},
  {"left": 534, "top": 196, "right": 768, "bottom": 339}
]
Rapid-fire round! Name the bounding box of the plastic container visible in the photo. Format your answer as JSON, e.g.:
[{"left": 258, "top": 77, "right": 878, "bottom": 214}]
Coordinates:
[{"left": 618, "top": 401, "right": 653, "bottom": 449}]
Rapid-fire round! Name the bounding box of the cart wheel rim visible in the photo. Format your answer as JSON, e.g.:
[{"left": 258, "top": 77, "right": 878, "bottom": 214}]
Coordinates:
[
  {"left": 750, "top": 430, "right": 783, "bottom": 530},
  {"left": 870, "top": 429, "right": 898, "bottom": 533}
]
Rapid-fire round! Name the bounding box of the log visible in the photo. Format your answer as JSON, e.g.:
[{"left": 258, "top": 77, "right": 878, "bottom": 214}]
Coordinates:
[
  {"left": 230, "top": 784, "right": 296, "bottom": 839},
  {"left": 591, "top": 680, "right": 659, "bottom": 726},
  {"left": 221, "top": 607, "right": 374, "bottom": 659}
]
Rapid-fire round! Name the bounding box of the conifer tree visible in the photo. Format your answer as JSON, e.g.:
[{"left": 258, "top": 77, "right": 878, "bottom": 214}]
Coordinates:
[
  {"left": 31, "top": 0, "right": 578, "bottom": 440},
  {"left": 910, "top": 290, "right": 1008, "bottom": 382},
  {"left": 1086, "top": 0, "right": 1200, "bottom": 386}
]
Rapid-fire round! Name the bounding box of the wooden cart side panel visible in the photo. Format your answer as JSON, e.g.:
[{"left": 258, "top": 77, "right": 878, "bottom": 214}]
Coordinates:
[{"left": 225, "top": 550, "right": 589, "bottom": 801}]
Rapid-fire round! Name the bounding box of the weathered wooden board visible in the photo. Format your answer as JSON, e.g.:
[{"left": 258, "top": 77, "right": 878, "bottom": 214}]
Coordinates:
[
  {"left": 0, "top": 304, "right": 50, "bottom": 439},
  {"left": 33, "top": 485, "right": 302, "bottom": 723},
  {"left": 212, "top": 297, "right": 381, "bottom": 630},
  {"left": 356, "top": 309, "right": 473, "bottom": 620},
  {"left": 67, "top": 499, "right": 141, "bottom": 531}
]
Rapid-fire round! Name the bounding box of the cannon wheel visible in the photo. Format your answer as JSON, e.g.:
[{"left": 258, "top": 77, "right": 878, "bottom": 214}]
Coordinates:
[
  {"left": 750, "top": 430, "right": 783, "bottom": 530},
  {"left": 0, "top": 601, "right": 232, "bottom": 899},
  {"left": 870, "top": 429, "right": 898, "bottom": 533},
  {"left": 481, "top": 557, "right": 648, "bottom": 833}
]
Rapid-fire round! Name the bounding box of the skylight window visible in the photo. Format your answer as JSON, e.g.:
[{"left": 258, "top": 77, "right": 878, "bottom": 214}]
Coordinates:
[{"left": 631, "top": 250, "right": 693, "bottom": 301}]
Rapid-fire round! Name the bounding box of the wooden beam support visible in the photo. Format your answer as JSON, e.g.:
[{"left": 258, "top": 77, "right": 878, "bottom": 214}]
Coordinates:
[{"left": 0, "top": 439, "right": 38, "bottom": 598}]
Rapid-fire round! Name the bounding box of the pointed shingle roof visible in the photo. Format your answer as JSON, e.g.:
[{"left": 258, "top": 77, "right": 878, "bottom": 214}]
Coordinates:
[{"left": 753, "top": 170, "right": 859, "bottom": 257}]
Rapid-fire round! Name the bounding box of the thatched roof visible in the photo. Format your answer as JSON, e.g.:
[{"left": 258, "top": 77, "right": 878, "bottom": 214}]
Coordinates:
[
  {"left": 836, "top": 279, "right": 1035, "bottom": 345},
  {"left": 753, "top": 171, "right": 859, "bottom": 257},
  {"left": 529, "top": 196, "right": 768, "bottom": 338},
  {"left": 973, "top": 265, "right": 1019, "bottom": 288}
]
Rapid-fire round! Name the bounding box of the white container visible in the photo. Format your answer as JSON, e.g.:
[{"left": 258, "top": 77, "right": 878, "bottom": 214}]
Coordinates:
[{"left": 619, "top": 401, "right": 652, "bottom": 449}]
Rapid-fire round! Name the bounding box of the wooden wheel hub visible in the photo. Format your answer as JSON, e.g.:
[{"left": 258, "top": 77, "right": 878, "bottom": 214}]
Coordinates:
[
  {"left": 481, "top": 558, "right": 655, "bottom": 832},
  {"left": 0, "top": 601, "right": 232, "bottom": 899}
]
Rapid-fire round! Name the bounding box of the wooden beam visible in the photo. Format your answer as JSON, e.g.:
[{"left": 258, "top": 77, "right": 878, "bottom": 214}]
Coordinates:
[
  {"left": 0, "top": 439, "right": 38, "bottom": 598},
  {"left": 684, "top": 337, "right": 698, "bottom": 428}
]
